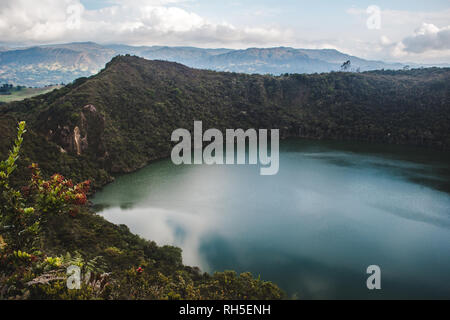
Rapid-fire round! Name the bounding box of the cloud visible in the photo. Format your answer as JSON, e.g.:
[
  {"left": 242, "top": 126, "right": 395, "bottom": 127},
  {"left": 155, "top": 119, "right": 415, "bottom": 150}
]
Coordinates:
[
  {"left": 97, "top": 203, "right": 223, "bottom": 271},
  {"left": 375, "top": 23, "right": 450, "bottom": 60},
  {"left": 1, "top": 1, "right": 449, "bottom": 63},
  {"left": 0, "top": 0, "right": 73, "bottom": 42},
  {"left": 401, "top": 23, "right": 450, "bottom": 53},
  {"left": 345, "top": 6, "right": 450, "bottom": 62},
  {"left": 0, "top": 0, "right": 292, "bottom": 47}
]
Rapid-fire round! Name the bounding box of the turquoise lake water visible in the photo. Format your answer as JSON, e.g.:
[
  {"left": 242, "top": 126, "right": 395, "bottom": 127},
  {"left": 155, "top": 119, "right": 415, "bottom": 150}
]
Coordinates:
[{"left": 92, "top": 139, "right": 450, "bottom": 299}]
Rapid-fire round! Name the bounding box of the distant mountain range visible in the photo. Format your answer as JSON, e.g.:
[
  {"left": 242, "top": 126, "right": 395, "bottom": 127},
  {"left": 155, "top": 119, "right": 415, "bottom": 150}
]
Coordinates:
[{"left": 0, "top": 41, "right": 443, "bottom": 87}]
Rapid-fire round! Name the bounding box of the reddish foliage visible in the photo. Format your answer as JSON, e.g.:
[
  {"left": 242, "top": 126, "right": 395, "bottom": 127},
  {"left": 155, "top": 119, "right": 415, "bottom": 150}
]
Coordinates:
[
  {"left": 73, "top": 193, "right": 87, "bottom": 206},
  {"left": 25, "top": 162, "right": 91, "bottom": 216}
]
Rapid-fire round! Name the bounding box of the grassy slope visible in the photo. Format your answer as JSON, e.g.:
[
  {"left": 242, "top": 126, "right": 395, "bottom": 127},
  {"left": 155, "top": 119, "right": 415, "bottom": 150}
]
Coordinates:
[{"left": 0, "top": 85, "right": 62, "bottom": 103}]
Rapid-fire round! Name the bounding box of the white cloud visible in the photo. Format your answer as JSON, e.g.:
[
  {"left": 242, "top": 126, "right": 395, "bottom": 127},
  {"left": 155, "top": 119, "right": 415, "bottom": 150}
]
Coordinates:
[
  {"left": 1, "top": 1, "right": 449, "bottom": 63},
  {"left": 0, "top": 0, "right": 73, "bottom": 42},
  {"left": 380, "top": 35, "right": 392, "bottom": 46},
  {"left": 402, "top": 23, "right": 450, "bottom": 53},
  {"left": 0, "top": 0, "right": 292, "bottom": 47},
  {"left": 345, "top": 7, "right": 450, "bottom": 62}
]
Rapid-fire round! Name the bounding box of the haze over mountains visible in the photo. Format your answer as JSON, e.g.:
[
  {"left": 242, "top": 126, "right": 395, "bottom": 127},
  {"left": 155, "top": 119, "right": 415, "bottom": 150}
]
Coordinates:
[{"left": 0, "top": 42, "right": 413, "bottom": 87}]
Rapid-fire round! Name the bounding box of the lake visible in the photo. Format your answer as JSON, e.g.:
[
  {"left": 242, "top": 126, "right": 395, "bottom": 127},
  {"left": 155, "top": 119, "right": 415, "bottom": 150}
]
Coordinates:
[{"left": 92, "top": 139, "right": 450, "bottom": 299}]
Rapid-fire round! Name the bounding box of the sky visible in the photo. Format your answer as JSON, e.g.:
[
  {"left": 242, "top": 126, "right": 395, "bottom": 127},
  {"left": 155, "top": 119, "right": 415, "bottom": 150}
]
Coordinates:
[{"left": 0, "top": 0, "right": 449, "bottom": 63}]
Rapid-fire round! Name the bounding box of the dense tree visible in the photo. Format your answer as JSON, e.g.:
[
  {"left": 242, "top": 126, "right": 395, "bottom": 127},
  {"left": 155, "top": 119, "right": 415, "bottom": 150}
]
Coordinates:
[{"left": 1, "top": 56, "right": 448, "bottom": 190}]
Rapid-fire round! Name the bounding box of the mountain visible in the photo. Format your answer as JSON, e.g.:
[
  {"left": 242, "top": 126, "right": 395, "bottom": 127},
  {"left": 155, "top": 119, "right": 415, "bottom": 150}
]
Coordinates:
[
  {"left": 1, "top": 55, "right": 449, "bottom": 189},
  {"left": 0, "top": 42, "right": 115, "bottom": 86},
  {"left": 108, "top": 44, "right": 232, "bottom": 63},
  {"left": 194, "top": 47, "right": 405, "bottom": 74},
  {"left": 197, "top": 47, "right": 334, "bottom": 74},
  {"left": 0, "top": 42, "right": 408, "bottom": 87}
]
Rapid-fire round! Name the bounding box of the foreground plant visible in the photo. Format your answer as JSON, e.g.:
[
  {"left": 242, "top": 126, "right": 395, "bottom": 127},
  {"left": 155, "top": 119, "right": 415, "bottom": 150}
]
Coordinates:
[
  {"left": 0, "top": 122, "right": 284, "bottom": 300},
  {"left": 0, "top": 121, "right": 97, "bottom": 299}
]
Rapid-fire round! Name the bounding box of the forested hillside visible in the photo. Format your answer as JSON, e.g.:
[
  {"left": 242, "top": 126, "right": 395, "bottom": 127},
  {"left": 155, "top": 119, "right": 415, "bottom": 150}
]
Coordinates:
[
  {"left": 1, "top": 55, "right": 449, "bottom": 300},
  {"left": 1, "top": 55, "right": 448, "bottom": 189},
  {"left": 0, "top": 122, "right": 284, "bottom": 300}
]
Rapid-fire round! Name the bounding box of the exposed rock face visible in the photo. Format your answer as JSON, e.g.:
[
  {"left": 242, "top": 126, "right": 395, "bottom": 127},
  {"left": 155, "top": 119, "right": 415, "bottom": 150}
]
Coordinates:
[
  {"left": 73, "top": 126, "right": 82, "bottom": 155},
  {"left": 52, "top": 125, "right": 74, "bottom": 152},
  {"left": 48, "top": 104, "right": 107, "bottom": 159}
]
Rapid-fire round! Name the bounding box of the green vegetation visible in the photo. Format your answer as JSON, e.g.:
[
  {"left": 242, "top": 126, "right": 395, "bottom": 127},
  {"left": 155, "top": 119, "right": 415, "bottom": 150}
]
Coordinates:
[
  {"left": 0, "top": 85, "right": 62, "bottom": 104},
  {"left": 0, "top": 56, "right": 448, "bottom": 190},
  {"left": 1, "top": 55, "right": 449, "bottom": 300},
  {"left": 0, "top": 123, "right": 284, "bottom": 299}
]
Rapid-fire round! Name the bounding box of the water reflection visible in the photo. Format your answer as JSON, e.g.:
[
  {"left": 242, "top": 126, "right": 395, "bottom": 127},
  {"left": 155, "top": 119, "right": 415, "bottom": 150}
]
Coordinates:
[{"left": 92, "top": 139, "right": 450, "bottom": 299}]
